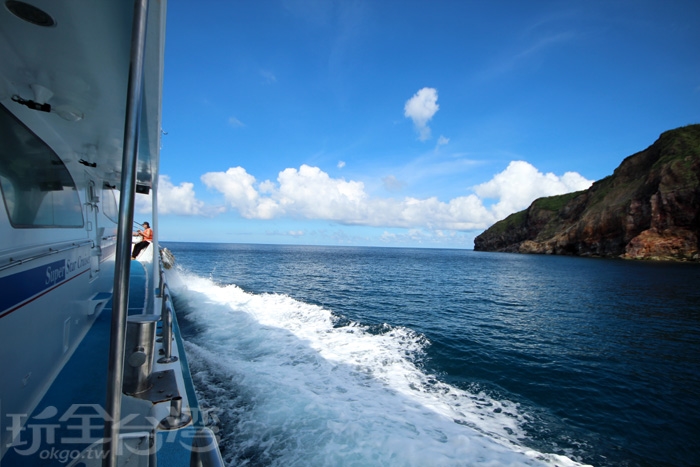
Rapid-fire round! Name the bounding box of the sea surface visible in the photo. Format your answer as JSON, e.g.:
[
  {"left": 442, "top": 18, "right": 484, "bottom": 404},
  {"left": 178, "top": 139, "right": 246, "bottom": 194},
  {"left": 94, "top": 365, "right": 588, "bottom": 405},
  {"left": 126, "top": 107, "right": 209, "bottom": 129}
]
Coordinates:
[{"left": 162, "top": 242, "right": 700, "bottom": 467}]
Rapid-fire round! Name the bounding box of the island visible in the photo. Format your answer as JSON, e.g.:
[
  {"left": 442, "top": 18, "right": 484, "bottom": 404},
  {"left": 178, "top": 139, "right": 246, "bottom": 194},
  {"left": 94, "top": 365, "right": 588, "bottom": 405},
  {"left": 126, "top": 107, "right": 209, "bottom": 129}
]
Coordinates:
[{"left": 474, "top": 124, "right": 700, "bottom": 261}]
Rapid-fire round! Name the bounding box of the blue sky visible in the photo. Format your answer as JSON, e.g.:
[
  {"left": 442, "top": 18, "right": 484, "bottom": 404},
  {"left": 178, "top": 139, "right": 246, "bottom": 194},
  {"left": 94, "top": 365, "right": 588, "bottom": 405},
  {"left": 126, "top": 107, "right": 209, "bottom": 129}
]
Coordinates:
[{"left": 147, "top": 0, "right": 700, "bottom": 248}]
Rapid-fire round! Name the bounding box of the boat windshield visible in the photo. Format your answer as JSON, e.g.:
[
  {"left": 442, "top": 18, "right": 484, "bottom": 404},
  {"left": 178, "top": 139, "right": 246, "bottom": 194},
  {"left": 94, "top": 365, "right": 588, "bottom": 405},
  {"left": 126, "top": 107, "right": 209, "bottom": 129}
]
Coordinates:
[{"left": 0, "top": 104, "right": 83, "bottom": 228}]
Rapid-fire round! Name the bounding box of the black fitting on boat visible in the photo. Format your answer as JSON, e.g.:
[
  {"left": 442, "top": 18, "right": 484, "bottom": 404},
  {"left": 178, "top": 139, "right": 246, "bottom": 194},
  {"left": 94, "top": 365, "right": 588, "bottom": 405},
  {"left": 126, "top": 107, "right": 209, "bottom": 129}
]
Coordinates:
[{"left": 11, "top": 94, "right": 50, "bottom": 112}]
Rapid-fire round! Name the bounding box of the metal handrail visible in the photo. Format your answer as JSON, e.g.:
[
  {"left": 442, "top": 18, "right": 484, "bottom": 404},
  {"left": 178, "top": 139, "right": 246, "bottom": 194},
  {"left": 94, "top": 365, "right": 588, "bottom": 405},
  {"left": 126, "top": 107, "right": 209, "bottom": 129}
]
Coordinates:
[
  {"left": 157, "top": 296, "right": 177, "bottom": 363},
  {"left": 0, "top": 239, "right": 94, "bottom": 272},
  {"left": 102, "top": 0, "right": 150, "bottom": 465}
]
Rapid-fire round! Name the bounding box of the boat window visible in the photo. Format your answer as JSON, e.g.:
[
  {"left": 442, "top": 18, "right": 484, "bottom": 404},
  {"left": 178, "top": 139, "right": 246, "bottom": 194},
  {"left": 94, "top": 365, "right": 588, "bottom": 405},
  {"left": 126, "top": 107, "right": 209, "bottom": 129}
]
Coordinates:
[
  {"left": 102, "top": 185, "right": 119, "bottom": 223},
  {"left": 0, "top": 104, "right": 84, "bottom": 228}
]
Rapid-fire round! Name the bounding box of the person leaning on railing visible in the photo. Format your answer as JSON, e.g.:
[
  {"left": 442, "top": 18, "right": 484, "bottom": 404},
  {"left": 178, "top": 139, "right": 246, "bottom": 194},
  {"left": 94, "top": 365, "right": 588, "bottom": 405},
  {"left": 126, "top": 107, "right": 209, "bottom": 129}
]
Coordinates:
[{"left": 132, "top": 221, "right": 153, "bottom": 259}]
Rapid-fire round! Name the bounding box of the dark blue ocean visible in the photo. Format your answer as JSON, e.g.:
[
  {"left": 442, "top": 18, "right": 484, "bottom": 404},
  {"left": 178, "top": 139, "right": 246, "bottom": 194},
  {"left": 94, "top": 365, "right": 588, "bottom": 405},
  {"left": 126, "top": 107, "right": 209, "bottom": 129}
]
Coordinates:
[{"left": 163, "top": 242, "right": 700, "bottom": 467}]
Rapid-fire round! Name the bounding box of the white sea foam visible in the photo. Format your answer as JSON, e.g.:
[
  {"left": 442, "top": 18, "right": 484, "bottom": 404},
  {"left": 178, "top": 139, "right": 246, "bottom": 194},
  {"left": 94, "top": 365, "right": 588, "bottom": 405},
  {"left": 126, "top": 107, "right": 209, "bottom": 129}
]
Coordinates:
[{"left": 167, "top": 267, "right": 587, "bottom": 466}]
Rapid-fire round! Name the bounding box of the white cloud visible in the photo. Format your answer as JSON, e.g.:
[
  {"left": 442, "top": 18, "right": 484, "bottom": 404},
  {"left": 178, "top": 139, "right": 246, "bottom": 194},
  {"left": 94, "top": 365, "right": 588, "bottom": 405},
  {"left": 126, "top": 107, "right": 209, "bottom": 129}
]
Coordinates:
[
  {"left": 474, "top": 160, "right": 592, "bottom": 220},
  {"left": 380, "top": 228, "right": 467, "bottom": 246},
  {"left": 382, "top": 175, "right": 405, "bottom": 192},
  {"left": 137, "top": 175, "right": 214, "bottom": 216},
  {"left": 337, "top": 160, "right": 346, "bottom": 168},
  {"left": 404, "top": 87, "right": 439, "bottom": 141},
  {"left": 199, "top": 161, "right": 591, "bottom": 232},
  {"left": 434, "top": 135, "right": 450, "bottom": 153},
  {"left": 276, "top": 165, "right": 368, "bottom": 221},
  {"left": 201, "top": 165, "right": 367, "bottom": 222},
  {"left": 260, "top": 69, "right": 277, "bottom": 84},
  {"left": 201, "top": 167, "right": 278, "bottom": 219},
  {"left": 228, "top": 116, "right": 245, "bottom": 127}
]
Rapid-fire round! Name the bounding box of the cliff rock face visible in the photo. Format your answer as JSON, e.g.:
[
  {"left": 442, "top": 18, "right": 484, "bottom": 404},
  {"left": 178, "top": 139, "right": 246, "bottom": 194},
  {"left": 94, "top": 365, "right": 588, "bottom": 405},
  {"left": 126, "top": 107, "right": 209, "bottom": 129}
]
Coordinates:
[{"left": 474, "top": 124, "right": 700, "bottom": 261}]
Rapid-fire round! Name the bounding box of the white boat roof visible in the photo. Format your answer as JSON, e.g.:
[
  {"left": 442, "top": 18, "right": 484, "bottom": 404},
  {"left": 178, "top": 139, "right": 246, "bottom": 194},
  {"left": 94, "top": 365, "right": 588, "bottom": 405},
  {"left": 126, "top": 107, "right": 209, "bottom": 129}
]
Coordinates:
[{"left": 0, "top": 0, "right": 166, "bottom": 190}]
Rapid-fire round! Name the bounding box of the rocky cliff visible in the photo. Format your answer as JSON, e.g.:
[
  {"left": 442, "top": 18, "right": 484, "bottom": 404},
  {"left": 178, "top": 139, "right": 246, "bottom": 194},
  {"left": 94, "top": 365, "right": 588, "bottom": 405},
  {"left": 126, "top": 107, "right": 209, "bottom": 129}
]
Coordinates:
[{"left": 474, "top": 124, "right": 700, "bottom": 261}]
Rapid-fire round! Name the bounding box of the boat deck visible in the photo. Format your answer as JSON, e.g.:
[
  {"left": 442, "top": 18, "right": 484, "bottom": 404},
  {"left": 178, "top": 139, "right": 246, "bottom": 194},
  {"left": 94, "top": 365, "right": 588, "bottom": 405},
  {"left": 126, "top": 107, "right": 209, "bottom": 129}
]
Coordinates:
[{"left": 1, "top": 259, "right": 200, "bottom": 466}]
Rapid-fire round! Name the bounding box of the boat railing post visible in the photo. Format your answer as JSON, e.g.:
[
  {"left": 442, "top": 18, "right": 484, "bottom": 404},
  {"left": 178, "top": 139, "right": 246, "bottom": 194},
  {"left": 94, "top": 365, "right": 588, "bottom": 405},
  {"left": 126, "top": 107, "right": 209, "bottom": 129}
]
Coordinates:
[
  {"left": 156, "top": 267, "right": 162, "bottom": 297},
  {"left": 189, "top": 428, "right": 225, "bottom": 467},
  {"left": 158, "top": 396, "right": 191, "bottom": 430},
  {"left": 156, "top": 268, "right": 164, "bottom": 298},
  {"left": 103, "top": 0, "right": 150, "bottom": 465},
  {"left": 158, "top": 298, "right": 177, "bottom": 363}
]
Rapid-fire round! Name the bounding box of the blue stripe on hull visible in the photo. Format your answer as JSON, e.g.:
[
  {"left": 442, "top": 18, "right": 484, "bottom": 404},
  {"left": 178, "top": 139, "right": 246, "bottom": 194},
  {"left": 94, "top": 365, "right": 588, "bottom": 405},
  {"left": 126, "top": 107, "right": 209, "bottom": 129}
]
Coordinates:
[{"left": 0, "top": 260, "right": 67, "bottom": 315}]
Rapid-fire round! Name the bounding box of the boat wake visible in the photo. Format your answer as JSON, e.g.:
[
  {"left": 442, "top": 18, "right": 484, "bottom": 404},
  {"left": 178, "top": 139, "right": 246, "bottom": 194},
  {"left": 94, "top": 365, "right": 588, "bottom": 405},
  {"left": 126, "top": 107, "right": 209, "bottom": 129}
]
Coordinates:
[{"left": 167, "top": 266, "right": 586, "bottom": 466}]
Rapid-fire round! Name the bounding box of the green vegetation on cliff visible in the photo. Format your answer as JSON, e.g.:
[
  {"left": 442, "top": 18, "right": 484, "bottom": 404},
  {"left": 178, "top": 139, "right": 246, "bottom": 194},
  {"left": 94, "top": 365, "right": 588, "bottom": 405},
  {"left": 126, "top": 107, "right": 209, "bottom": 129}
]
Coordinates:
[{"left": 531, "top": 191, "right": 583, "bottom": 211}]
